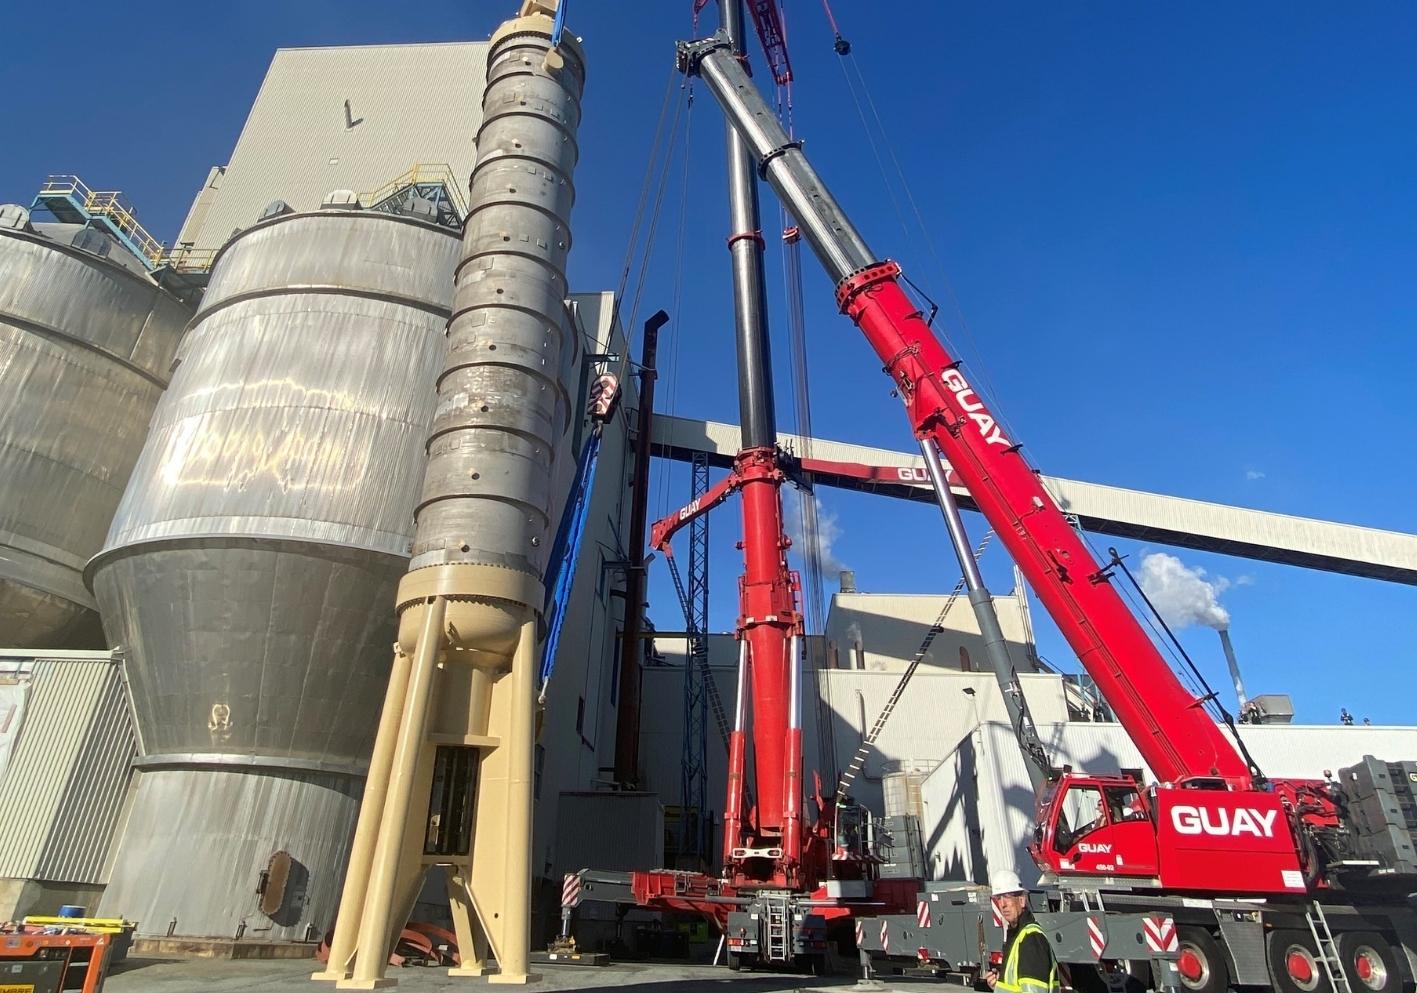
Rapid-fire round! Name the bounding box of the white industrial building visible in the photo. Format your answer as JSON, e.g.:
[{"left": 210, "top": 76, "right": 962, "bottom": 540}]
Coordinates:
[{"left": 176, "top": 42, "right": 488, "bottom": 256}]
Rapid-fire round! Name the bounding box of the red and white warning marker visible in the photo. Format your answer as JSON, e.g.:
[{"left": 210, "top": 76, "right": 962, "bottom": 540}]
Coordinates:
[
  {"left": 1086, "top": 916, "right": 1105, "bottom": 959},
  {"left": 917, "top": 901, "right": 932, "bottom": 928},
  {"left": 561, "top": 873, "right": 582, "bottom": 909},
  {"left": 1143, "top": 916, "right": 1179, "bottom": 953},
  {"left": 880, "top": 920, "right": 891, "bottom": 953}
]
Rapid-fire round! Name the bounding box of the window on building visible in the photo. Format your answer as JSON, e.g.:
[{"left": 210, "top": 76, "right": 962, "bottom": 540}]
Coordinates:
[
  {"left": 576, "top": 697, "right": 585, "bottom": 735},
  {"left": 534, "top": 744, "right": 546, "bottom": 800}
]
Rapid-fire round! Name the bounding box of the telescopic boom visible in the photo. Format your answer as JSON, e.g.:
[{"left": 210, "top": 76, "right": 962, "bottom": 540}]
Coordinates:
[{"left": 677, "top": 33, "right": 1251, "bottom": 788}]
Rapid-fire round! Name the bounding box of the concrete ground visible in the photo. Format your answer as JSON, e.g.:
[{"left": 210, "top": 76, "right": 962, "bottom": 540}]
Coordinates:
[{"left": 105, "top": 958, "right": 869, "bottom": 993}]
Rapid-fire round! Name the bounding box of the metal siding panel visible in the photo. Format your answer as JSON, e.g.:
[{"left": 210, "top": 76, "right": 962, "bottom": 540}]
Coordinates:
[
  {"left": 552, "top": 793, "right": 664, "bottom": 881},
  {"left": 37, "top": 664, "right": 136, "bottom": 883},
  {"left": 0, "top": 658, "right": 111, "bottom": 878},
  {"left": 184, "top": 43, "right": 488, "bottom": 254}
]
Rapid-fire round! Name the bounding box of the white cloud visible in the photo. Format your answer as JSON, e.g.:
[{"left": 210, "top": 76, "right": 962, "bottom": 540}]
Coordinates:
[{"left": 1245, "top": 469, "right": 1266, "bottom": 481}]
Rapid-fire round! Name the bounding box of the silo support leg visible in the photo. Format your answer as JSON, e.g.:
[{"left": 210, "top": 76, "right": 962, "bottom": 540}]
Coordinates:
[
  {"left": 447, "top": 872, "right": 489, "bottom": 976},
  {"left": 339, "top": 596, "right": 448, "bottom": 990},
  {"left": 315, "top": 645, "right": 416, "bottom": 982},
  {"left": 466, "top": 612, "right": 541, "bottom": 984}
]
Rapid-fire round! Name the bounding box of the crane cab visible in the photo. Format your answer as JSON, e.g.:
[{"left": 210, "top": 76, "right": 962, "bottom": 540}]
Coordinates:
[
  {"left": 1030, "top": 771, "right": 1311, "bottom": 894},
  {"left": 1029, "top": 772, "right": 1160, "bottom": 881}
]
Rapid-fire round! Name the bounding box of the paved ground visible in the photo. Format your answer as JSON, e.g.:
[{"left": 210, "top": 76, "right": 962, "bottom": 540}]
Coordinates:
[{"left": 106, "top": 958, "right": 870, "bottom": 993}]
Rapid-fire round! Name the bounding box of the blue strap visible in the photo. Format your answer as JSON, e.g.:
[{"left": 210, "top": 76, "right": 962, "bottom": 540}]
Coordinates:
[
  {"left": 550, "top": 0, "right": 568, "bottom": 47},
  {"left": 539, "top": 429, "right": 600, "bottom": 692}
]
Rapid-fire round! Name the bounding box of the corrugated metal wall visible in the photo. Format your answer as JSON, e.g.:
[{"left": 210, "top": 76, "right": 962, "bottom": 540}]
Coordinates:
[
  {"left": 0, "top": 653, "right": 135, "bottom": 884},
  {"left": 178, "top": 42, "right": 488, "bottom": 254}
]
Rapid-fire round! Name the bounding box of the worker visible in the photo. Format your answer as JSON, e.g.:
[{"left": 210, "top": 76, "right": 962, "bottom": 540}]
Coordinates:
[{"left": 985, "top": 869, "right": 1059, "bottom": 993}]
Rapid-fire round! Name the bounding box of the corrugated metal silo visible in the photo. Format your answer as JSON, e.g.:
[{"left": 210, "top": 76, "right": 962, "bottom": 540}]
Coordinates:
[
  {"left": 87, "top": 197, "right": 462, "bottom": 939},
  {"left": 0, "top": 205, "right": 190, "bottom": 648}
]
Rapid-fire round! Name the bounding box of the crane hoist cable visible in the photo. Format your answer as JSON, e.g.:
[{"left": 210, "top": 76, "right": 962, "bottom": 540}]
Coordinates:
[
  {"left": 834, "top": 531, "right": 995, "bottom": 804},
  {"left": 818, "top": 3, "right": 1020, "bottom": 451}
]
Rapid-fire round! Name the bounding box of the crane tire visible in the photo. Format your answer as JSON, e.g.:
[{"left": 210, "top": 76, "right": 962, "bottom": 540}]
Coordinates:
[
  {"left": 1268, "top": 929, "right": 1333, "bottom": 993},
  {"left": 1174, "top": 927, "right": 1231, "bottom": 993},
  {"left": 1337, "top": 932, "right": 1399, "bottom": 993}
]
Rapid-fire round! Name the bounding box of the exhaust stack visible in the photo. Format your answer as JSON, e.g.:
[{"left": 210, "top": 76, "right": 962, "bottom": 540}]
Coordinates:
[
  {"left": 316, "top": 3, "right": 584, "bottom": 986},
  {"left": 1217, "top": 628, "right": 1249, "bottom": 712}
]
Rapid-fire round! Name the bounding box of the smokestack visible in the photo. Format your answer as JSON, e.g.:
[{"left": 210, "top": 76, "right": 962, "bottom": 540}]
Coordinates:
[
  {"left": 1217, "top": 628, "right": 1248, "bottom": 712},
  {"left": 839, "top": 569, "right": 856, "bottom": 593}
]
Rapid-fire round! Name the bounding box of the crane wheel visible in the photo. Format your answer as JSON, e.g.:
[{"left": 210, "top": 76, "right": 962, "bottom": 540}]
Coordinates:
[
  {"left": 1267, "top": 930, "right": 1333, "bottom": 993},
  {"left": 1174, "top": 927, "right": 1231, "bottom": 993},
  {"left": 1337, "top": 932, "right": 1399, "bottom": 993}
]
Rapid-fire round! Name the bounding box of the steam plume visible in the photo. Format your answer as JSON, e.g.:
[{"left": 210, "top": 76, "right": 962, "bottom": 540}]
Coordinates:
[
  {"left": 1137, "top": 552, "right": 1231, "bottom": 630},
  {"left": 784, "top": 493, "right": 846, "bottom": 575}
]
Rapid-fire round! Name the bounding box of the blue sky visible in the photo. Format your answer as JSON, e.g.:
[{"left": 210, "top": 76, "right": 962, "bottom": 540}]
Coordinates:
[{"left": 4, "top": 2, "right": 1414, "bottom": 725}]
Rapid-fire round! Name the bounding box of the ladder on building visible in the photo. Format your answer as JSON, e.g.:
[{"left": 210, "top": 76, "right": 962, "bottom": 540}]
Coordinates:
[
  {"left": 762, "top": 891, "right": 792, "bottom": 964},
  {"left": 1306, "top": 902, "right": 1353, "bottom": 993}
]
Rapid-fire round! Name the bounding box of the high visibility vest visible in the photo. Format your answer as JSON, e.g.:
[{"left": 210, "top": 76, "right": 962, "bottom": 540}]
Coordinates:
[{"left": 997, "top": 922, "right": 1060, "bottom": 993}]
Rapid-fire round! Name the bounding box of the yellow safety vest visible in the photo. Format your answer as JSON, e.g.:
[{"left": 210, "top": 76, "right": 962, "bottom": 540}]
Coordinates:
[{"left": 997, "top": 922, "right": 1060, "bottom": 993}]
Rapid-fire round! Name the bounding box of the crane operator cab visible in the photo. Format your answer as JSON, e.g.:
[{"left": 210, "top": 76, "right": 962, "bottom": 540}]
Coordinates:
[{"left": 1029, "top": 772, "right": 1160, "bottom": 880}]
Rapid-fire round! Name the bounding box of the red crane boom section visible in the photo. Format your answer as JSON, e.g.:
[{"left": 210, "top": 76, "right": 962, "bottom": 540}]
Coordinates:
[{"left": 835, "top": 263, "right": 1251, "bottom": 788}]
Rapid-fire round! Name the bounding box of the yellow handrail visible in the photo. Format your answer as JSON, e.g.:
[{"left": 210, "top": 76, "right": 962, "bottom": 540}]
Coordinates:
[
  {"left": 360, "top": 163, "right": 468, "bottom": 218},
  {"left": 40, "top": 174, "right": 166, "bottom": 265}
]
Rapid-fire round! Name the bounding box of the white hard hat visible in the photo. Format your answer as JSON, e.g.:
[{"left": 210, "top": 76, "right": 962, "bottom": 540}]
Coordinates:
[{"left": 990, "top": 869, "right": 1025, "bottom": 897}]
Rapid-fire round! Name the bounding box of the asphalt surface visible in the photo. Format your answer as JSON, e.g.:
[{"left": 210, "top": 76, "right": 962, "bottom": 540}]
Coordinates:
[{"left": 105, "top": 958, "right": 870, "bottom": 993}]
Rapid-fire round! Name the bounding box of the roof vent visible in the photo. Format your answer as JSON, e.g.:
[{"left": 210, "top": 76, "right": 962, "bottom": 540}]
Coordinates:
[
  {"left": 0, "top": 204, "right": 33, "bottom": 231},
  {"left": 70, "top": 228, "right": 112, "bottom": 258},
  {"left": 400, "top": 195, "right": 438, "bottom": 223},
  {"left": 259, "top": 200, "right": 295, "bottom": 222},
  {"left": 321, "top": 190, "right": 362, "bottom": 210}
]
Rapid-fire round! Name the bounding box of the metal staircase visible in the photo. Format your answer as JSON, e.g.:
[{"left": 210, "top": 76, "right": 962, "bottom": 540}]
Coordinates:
[
  {"left": 361, "top": 163, "right": 467, "bottom": 229},
  {"left": 33, "top": 175, "right": 165, "bottom": 268},
  {"left": 835, "top": 534, "right": 993, "bottom": 802}
]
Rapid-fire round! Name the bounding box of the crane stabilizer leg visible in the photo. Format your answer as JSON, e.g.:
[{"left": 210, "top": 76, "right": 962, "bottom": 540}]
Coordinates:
[
  {"left": 918, "top": 438, "right": 1049, "bottom": 791},
  {"left": 678, "top": 30, "right": 1252, "bottom": 789}
]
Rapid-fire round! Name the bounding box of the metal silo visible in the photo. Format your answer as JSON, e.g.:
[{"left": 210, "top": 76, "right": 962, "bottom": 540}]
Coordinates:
[
  {"left": 0, "top": 205, "right": 190, "bottom": 648},
  {"left": 88, "top": 196, "right": 462, "bottom": 940}
]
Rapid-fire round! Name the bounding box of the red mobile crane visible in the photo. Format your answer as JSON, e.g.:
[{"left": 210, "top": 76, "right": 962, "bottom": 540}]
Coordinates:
[
  {"left": 670, "top": 22, "right": 1417, "bottom": 993},
  {"left": 557, "top": 6, "right": 1416, "bottom": 986}
]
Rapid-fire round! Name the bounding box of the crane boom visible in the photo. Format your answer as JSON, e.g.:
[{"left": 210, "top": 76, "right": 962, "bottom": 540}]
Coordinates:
[{"left": 677, "top": 33, "right": 1251, "bottom": 788}]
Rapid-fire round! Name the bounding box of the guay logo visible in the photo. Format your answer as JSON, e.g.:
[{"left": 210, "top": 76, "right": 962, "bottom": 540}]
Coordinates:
[
  {"left": 1170, "top": 805, "right": 1278, "bottom": 838},
  {"left": 941, "top": 368, "right": 1010, "bottom": 448}
]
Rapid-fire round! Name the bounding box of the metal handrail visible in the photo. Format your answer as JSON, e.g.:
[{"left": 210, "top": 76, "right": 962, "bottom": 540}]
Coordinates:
[
  {"left": 360, "top": 162, "right": 468, "bottom": 217},
  {"left": 40, "top": 174, "right": 166, "bottom": 265}
]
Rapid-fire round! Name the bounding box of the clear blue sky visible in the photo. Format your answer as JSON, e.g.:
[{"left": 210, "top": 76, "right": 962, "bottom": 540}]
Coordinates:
[{"left": 4, "top": 2, "right": 1414, "bottom": 724}]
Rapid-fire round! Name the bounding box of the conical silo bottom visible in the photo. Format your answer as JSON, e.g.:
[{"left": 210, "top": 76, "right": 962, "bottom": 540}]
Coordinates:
[{"left": 98, "top": 766, "right": 361, "bottom": 940}]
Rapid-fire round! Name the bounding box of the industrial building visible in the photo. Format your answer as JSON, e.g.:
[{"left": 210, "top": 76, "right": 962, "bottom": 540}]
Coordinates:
[{"left": 0, "top": 5, "right": 1414, "bottom": 990}]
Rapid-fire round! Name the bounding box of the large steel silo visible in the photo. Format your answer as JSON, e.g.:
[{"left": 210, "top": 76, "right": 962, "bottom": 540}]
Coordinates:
[
  {"left": 88, "top": 197, "right": 462, "bottom": 940},
  {"left": 0, "top": 205, "right": 190, "bottom": 648}
]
